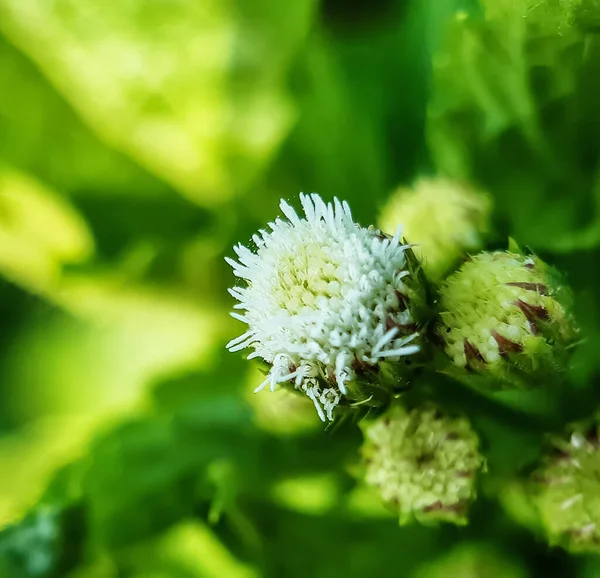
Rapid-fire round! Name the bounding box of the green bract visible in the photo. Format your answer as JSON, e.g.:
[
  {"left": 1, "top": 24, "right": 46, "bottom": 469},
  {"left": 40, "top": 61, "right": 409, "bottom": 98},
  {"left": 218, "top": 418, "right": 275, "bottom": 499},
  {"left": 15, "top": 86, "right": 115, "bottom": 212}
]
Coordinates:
[
  {"left": 360, "top": 403, "right": 483, "bottom": 525},
  {"left": 437, "top": 250, "right": 578, "bottom": 389},
  {"left": 532, "top": 421, "right": 600, "bottom": 553}
]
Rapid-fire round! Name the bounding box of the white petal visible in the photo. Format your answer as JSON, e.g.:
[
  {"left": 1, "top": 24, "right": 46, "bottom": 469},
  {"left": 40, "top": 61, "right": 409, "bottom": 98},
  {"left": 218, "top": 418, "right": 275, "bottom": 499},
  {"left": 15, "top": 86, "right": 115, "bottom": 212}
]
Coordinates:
[
  {"left": 254, "top": 375, "right": 271, "bottom": 393},
  {"left": 280, "top": 199, "right": 301, "bottom": 225},
  {"left": 377, "top": 344, "right": 420, "bottom": 358},
  {"left": 372, "top": 328, "right": 399, "bottom": 355}
]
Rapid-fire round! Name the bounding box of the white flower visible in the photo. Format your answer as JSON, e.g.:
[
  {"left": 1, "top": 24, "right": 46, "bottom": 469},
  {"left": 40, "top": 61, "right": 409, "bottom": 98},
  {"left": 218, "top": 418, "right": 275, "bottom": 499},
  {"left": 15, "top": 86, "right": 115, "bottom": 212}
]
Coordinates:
[{"left": 226, "top": 193, "right": 420, "bottom": 421}]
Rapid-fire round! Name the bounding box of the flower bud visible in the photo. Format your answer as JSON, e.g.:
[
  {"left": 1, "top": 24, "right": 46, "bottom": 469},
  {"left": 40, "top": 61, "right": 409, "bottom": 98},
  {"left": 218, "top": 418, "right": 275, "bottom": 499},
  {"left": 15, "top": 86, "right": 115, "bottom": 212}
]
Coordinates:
[
  {"left": 378, "top": 178, "right": 491, "bottom": 281},
  {"left": 532, "top": 421, "right": 600, "bottom": 553},
  {"left": 413, "top": 543, "right": 526, "bottom": 578},
  {"left": 360, "top": 403, "right": 483, "bottom": 525},
  {"left": 227, "top": 194, "right": 427, "bottom": 422},
  {"left": 437, "top": 250, "right": 578, "bottom": 389}
]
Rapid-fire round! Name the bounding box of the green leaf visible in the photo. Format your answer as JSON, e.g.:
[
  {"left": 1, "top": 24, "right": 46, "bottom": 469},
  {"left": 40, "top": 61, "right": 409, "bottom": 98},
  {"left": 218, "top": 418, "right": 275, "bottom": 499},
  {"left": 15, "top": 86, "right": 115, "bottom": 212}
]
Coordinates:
[
  {"left": 0, "top": 169, "right": 93, "bottom": 293},
  {"left": 0, "top": 35, "right": 165, "bottom": 198},
  {"left": 0, "top": 0, "right": 317, "bottom": 206},
  {"left": 83, "top": 417, "right": 213, "bottom": 548},
  {"left": 428, "top": 0, "right": 600, "bottom": 252}
]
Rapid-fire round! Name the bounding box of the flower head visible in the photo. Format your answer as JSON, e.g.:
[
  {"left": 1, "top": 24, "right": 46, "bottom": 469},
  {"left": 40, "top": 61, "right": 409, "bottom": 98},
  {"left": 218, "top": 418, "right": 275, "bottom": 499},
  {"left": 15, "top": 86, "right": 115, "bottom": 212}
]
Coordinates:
[
  {"left": 532, "top": 421, "right": 600, "bottom": 553},
  {"left": 437, "top": 250, "right": 578, "bottom": 389},
  {"left": 378, "top": 178, "right": 491, "bottom": 281},
  {"left": 361, "top": 403, "right": 483, "bottom": 525},
  {"left": 226, "top": 193, "right": 423, "bottom": 421}
]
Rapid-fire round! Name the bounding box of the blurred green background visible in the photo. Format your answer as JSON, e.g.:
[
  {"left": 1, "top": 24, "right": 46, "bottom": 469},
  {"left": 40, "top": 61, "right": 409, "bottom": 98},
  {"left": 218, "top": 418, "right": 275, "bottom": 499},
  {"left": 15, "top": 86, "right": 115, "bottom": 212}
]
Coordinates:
[{"left": 1, "top": 0, "right": 600, "bottom": 576}]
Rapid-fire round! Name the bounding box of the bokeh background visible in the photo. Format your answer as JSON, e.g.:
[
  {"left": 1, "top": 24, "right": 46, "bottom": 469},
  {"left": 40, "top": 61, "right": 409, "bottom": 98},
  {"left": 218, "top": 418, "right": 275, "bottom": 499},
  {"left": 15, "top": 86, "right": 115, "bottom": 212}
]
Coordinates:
[{"left": 2, "top": 0, "right": 600, "bottom": 576}]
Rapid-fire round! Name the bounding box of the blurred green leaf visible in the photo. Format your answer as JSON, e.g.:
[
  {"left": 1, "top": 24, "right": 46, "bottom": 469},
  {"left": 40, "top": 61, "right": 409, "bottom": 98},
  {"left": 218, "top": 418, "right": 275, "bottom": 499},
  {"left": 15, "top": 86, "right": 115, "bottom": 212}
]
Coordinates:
[
  {"left": 428, "top": 0, "right": 600, "bottom": 252},
  {"left": 0, "top": 35, "right": 168, "bottom": 198},
  {"left": 84, "top": 417, "right": 208, "bottom": 548},
  {"left": 272, "top": 0, "right": 432, "bottom": 223},
  {"left": 0, "top": 0, "right": 317, "bottom": 206},
  {"left": 0, "top": 168, "right": 93, "bottom": 293}
]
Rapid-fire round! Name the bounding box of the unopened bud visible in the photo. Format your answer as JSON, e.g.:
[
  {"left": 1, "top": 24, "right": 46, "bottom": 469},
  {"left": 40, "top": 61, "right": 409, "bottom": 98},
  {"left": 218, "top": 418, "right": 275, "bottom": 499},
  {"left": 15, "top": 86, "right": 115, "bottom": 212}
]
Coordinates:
[
  {"left": 378, "top": 178, "right": 491, "bottom": 281},
  {"left": 532, "top": 420, "right": 600, "bottom": 553},
  {"left": 437, "top": 250, "right": 578, "bottom": 389},
  {"left": 361, "top": 403, "right": 483, "bottom": 525}
]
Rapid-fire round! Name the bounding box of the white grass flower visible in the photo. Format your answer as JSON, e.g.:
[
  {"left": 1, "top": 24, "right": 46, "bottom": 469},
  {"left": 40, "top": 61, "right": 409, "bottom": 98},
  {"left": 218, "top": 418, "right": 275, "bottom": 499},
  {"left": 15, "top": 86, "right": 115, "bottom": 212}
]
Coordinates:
[{"left": 226, "top": 193, "right": 421, "bottom": 421}]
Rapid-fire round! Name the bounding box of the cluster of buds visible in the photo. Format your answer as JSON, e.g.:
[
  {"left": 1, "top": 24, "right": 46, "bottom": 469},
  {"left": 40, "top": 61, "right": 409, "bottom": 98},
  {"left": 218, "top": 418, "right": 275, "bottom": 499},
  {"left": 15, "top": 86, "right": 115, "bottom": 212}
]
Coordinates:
[
  {"left": 361, "top": 403, "right": 483, "bottom": 525},
  {"left": 531, "top": 420, "right": 600, "bottom": 553},
  {"left": 226, "top": 189, "right": 581, "bottom": 534}
]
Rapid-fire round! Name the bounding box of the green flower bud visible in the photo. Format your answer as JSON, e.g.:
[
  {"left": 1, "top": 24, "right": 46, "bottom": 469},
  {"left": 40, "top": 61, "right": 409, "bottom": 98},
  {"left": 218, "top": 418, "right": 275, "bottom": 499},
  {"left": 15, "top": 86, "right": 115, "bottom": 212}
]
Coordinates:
[
  {"left": 413, "top": 543, "right": 526, "bottom": 578},
  {"left": 437, "top": 250, "right": 578, "bottom": 389},
  {"left": 360, "top": 403, "right": 483, "bottom": 525},
  {"left": 532, "top": 421, "right": 600, "bottom": 553},
  {"left": 378, "top": 178, "right": 491, "bottom": 281}
]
